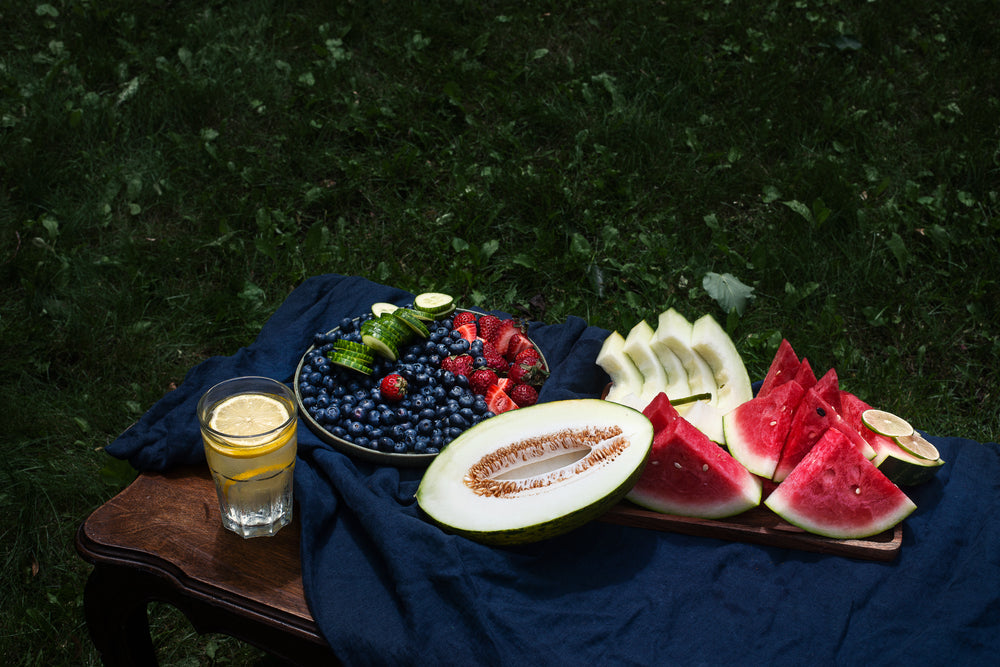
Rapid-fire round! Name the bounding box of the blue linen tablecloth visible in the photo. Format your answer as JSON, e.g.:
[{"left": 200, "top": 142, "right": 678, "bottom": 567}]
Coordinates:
[{"left": 107, "top": 273, "right": 1000, "bottom": 666}]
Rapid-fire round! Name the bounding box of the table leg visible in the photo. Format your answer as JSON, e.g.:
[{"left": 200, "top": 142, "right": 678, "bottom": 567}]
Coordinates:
[{"left": 83, "top": 564, "right": 158, "bottom": 666}]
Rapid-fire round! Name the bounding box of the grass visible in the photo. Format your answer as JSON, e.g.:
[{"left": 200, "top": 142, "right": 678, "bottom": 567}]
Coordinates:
[{"left": 2, "top": 0, "right": 997, "bottom": 663}]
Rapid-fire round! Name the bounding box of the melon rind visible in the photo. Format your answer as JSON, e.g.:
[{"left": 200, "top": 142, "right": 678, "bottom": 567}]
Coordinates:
[
  {"left": 622, "top": 320, "right": 671, "bottom": 404},
  {"left": 764, "top": 428, "right": 917, "bottom": 539},
  {"left": 415, "top": 399, "right": 654, "bottom": 545}
]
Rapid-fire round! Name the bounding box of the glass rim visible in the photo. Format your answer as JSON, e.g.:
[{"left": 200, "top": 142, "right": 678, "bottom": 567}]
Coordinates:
[{"left": 198, "top": 376, "right": 297, "bottom": 443}]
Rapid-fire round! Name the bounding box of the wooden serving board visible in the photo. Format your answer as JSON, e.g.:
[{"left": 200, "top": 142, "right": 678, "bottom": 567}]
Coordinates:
[{"left": 599, "top": 502, "right": 902, "bottom": 561}]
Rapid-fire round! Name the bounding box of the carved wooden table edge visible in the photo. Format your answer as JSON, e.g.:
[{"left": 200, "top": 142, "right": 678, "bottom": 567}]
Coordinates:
[
  {"left": 75, "top": 467, "right": 337, "bottom": 666},
  {"left": 600, "top": 502, "right": 902, "bottom": 561}
]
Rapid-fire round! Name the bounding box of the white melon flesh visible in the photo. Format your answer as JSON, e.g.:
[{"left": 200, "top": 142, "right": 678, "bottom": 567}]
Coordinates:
[
  {"left": 596, "top": 331, "right": 645, "bottom": 403},
  {"left": 650, "top": 309, "right": 718, "bottom": 403},
  {"left": 651, "top": 340, "right": 691, "bottom": 400},
  {"left": 690, "top": 314, "right": 753, "bottom": 415},
  {"left": 676, "top": 400, "right": 726, "bottom": 445},
  {"left": 415, "top": 399, "right": 655, "bottom": 544},
  {"left": 623, "top": 320, "right": 670, "bottom": 403}
]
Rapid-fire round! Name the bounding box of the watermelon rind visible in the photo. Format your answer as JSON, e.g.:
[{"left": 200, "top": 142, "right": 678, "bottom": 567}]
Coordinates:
[
  {"left": 415, "top": 399, "right": 654, "bottom": 545},
  {"left": 764, "top": 428, "right": 917, "bottom": 539}
]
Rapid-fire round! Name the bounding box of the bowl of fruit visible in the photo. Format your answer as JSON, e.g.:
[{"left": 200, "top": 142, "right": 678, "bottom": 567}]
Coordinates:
[{"left": 294, "top": 293, "right": 549, "bottom": 467}]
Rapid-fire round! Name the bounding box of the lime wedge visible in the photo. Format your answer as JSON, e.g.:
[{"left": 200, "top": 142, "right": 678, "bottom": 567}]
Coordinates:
[
  {"left": 862, "top": 409, "right": 915, "bottom": 438},
  {"left": 894, "top": 432, "right": 940, "bottom": 461}
]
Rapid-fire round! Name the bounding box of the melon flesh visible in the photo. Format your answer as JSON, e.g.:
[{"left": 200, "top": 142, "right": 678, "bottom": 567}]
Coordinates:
[
  {"left": 765, "top": 428, "right": 916, "bottom": 539},
  {"left": 723, "top": 380, "right": 806, "bottom": 479},
  {"left": 629, "top": 395, "right": 761, "bottom": 519},
  {"left": 757, "top": 339, "right": 800, "bottom": 398}
]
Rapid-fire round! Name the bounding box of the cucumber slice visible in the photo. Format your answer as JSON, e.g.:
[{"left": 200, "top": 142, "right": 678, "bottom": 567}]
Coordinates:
[
  {"left": 371, "top": 302, "right": 399, "bottom": 317},
  {"left": 332, "top": 339, "right": 373, "bottom": 356},
  {"left": 375, "top": 313, "right": 414, "bottom": 341},
  {"left": 414, "top": 292, "right": 455, "bottom": 314},
  {"left": 329, "top": 351, "right": 373, "bottom": 374},
  {"left": 410, "top": 308, "right": 437, "bottom": 321},
  {"left": 362, "top": 332, "right": 400, "bottom": 361},
  {"left": 327, "top": 346, "right": 374, "bottom": 366},
  {"left": 360, "top": 318, "right": 407, "bottom": 344},
  {"left": 393, "top": 309, "right": 431, "bottom": 337}
]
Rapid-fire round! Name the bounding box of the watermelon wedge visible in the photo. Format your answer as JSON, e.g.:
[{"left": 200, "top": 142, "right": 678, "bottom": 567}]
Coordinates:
[
  {"left": 812, "top": 367, "right": 841, "bottom": 413},
  {"left": 723, "top": 380, "right": 805, "bottom": 479},
  {"left": 791, "top": 357, "right": 817, "bottom": 391},
  {"left": 628, "top": 413, "right": 762, "bottom": 520},
  {"left": 772, "top": 388, "right": 875, "bottom": 483},
  {"left": 756, "top": 338, "right": 800, "bottom": 398},
  {"left": 765, "top": 428, "right": 917, "bottom": 539}
]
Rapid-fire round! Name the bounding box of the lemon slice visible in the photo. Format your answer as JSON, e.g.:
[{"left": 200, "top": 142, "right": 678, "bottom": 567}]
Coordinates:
[
  {"left": 894, "top": 432, "right": 941, "bottom": 461},
  {"left": 209, "top": 392, "right": 291, "bottom": 445},
  {"left": 861, "top": 409, "right": 915, "bottom": 438}
]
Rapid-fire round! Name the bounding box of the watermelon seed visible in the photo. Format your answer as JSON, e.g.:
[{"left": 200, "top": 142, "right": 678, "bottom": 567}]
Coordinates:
[
  {"left": 854, "top": 486, "right": 861, "bottom": 495},
  {"left": 769, "top": 420, "right": 777, "bottom": 427},
  {"left": 702, "top": 464, "right": 709, "bottom": 472},
  {"left": 673, "top": 462, "right": 682, "bottom": 469},
  {"left": 816, "top": 407, "right": 826, "bottom": 417}
]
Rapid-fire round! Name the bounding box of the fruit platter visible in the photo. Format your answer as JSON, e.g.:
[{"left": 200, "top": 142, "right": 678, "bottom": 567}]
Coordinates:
[{"left": 294, "top": 292, "right": 549, "bottom": 467}]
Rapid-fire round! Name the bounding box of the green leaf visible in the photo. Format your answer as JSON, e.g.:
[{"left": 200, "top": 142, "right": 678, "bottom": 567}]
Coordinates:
[
  {"left": 702, "top": 271, "right": 755, "bottom": 316},
  {"left": 569, "top": 232, "right": 592, "bottom": 257},
  {"left": 782, "top": 199, "right": 813, "bottom": 224},
  {"left": 886, "top": 232, "right": 909, "bottom": 272}
]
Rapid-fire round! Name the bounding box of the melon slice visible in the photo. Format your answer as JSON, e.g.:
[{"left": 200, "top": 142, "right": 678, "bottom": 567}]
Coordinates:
[
  {"left": 675, "top": 400, "right": 726, "bottom": 444},
  {"left": 839, "top": 391, "right": 944, "bottom": 486},
  {"left": 650, "top": 309, "right": 718, "bottom": 401},
  {"left": 723, "top": 380, "right": 805, "bottom": 479},
  {"left": 792, "top": 357, "right": 817, "bottom": 391},
  {"left": 765, "top": 428, "right": 917, "bottom": 539},
  {"left": 597, "top": 331, "right": 645, "bottom": 409},
  {"left": 651, "top": 339, "right": 691, "bottom": 400},
  {"left": 629, "top": 396, "right": 761, "bottom": 519},
  {"left": 622, "top": 320, "right": 670, "bottom": 404},
  {"left": 690, "top": 313, "right": 754, "bottom": 414},
  {"left": 812, "top": 368, "right": 841, "bottom": 413},
  {"left": 757, "top": 338, "right": 800, "bottom": 398},
  {"left": 415, "top": 399, "right": 654, "bottom": 544}
]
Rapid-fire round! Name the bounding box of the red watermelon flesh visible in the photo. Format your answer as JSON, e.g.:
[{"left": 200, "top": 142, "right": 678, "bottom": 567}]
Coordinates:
[
  {"left": 757, "top": 339, "right": 800, "bottom": 398},
  {"left": 764, "top": 428, "right": 916, "bottom": 539},
  {"left": 838, "top": 391, "right": 925, "bottom": 468},
  {"left": 628, "top": 418, "right": 762, "bottom": 519},
  {"left": 641, "top": 392, "right": 682, "bottom": 437},
  {"left": 792, "top": 357, "right": 817, "bottom": 391},
  {"left": 813, "top": 368, "right": 841, "bottom": 413},
  {"left": 772, "top": 388, "right": 875, "bottom": 482},
  {"left": 723, "top": 380, "right": 806, "bottom": 479}
]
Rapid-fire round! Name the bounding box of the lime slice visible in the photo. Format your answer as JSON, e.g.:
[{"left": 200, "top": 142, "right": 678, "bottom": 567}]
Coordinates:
[
  {"left": 862, "top": 409, "right": 915, "bottom": 438},
  {"left": 208, "top": 393, "right": 291, "bottom": 444},
  {"left": 894, "top": 432, "right": 940, "bottom": 461}
]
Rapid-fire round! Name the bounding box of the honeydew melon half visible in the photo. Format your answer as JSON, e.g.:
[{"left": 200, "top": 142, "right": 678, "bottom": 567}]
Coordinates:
[
  {"left": 415, "top": 399, "right": 654, "bottom": 545},
  {"left": 597, "top": 331, "right": 646, "bottom": 409}
]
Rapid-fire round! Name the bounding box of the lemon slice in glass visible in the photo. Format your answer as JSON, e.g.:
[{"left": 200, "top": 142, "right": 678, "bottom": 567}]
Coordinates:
[
  {"left": 209, "top": 393, "right": 291, "bottom": 445},
  {"left": 861, "top": 409, "right": 915, "bottom": 439},
  {"left": 894, "top": 432, "right": 941, "bottom": 461}
]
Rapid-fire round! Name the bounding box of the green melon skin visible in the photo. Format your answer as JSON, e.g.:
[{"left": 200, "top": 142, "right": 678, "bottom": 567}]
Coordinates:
[{"left": 415, "top": 399, "right": 654, "bottom": 545}]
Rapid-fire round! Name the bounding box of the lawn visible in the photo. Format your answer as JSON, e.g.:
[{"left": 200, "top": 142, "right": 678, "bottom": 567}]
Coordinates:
[{"left": 1, "top": 0, "right": 997, "bottom": 663}]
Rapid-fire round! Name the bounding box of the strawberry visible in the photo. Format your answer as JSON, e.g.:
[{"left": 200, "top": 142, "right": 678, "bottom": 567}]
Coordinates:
[
  {"left": 455, "top": 322, "right": 478, "bottom": 343},
  {"left": 514, "top": 347, "right": 542, "bottom": 367},
  {"left": 510, "top": 383, "right": 538, "bottom": 407},
  {"left": 441, "top": 354, "right": 474, "bottom": 377},
  {"left": 378, "top": 373, "right": 407, "bottom": 402},
  {"left": 484, "top": 384, "right": 517, "bottom": 414},
  {"left": 476, "top": 314, "right": 502, "bottom": 343},
  {"left": 504, "top": 332, "right": 535, "bottom": 361},
  {"left": 483, "top": 349, "right": 509, "bottom": 373},
  {"left": 508, "top": 359, "right": 549, "bottom": 387},
  {"left": 469, "top": 368, "right": 499, "bottom": 395},
  {"left": 493, "top": 318, "right": 525, "bottom": 356},
  {"left": 452, "top": 311, "right": 477, "bottom": 328}
]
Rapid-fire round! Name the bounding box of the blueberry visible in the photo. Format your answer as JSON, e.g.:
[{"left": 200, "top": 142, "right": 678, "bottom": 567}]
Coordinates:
[
  {"left": 302, "top": 396, "right": 317, "bottom": 409},
  {"left": 347, "top": 421, "right": 365, "bottom": 437},
  {"left": 314, "top": 394, "right": 330, "bottom": 409},
  {"left": 417, "top": 418, "right": 433, "bottom": 434},
  {"left": 470, "top": 339, "right": 484, "bottom": 356},
  {"left": 449, "top": 341, "right": 470, "bottom": 354},
  {"left": 449, "top": 413, "right": 469, "bottom": 428},
  {"left": 393, "top": 441, "right": 408, "bottom": 454},
  {"left": 331, "top": 425, "right": 347, "bottom": 438},
  {"left": 299, "top": 382, "right": 318, "bottom": 397},
  {"left": 339, "top": 317, "right": 355, "bottom": 332},
  {"left": 324, "top": 405, "right": 341, "bottom": 423}
]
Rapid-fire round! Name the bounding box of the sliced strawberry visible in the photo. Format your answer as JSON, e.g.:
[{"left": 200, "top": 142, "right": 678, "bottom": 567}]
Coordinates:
[
  {"left": 455, "top": 322, "right": 478, "bottom": 343},
  {"left": 451, "top": 311, "right": 477, "bottom": 328},
  {"left": 504, "top": 332, "right": 534, "bottom": 361},
  {"left": 496, "top": 377, "right": 516, "bottom": 393},
  {"left": 492, "top": 318, "right": 524, "bottom": 356},
  {"left": 485, "top": 385, "right": 517, "bottom": 414}
]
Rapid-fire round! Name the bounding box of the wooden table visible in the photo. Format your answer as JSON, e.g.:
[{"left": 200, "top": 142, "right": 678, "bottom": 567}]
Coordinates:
[{"left": 75, "top": 467, "right": 337, "bottom": 666}]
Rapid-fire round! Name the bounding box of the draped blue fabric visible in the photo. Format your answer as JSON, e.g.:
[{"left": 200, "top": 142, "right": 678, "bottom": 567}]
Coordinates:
[{"left": 107, "top": 274, "right": 1000, "bottom": 666}]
